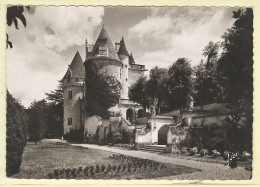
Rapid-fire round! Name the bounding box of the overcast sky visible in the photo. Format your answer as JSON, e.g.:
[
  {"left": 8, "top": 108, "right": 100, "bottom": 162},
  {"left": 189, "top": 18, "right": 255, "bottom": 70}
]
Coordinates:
[{"left": 6, "top": 6, "right": 237, "bottom": 107}]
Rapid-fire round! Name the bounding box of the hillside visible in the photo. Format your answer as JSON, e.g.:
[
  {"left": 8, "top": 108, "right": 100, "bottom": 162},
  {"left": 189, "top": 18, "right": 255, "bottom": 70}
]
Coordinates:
[
  {"left": 160, "top": 103, "right": 232, "bottom": 117},
  {"left": 159, "top": 103, "right": 246, "bottom": 127}
]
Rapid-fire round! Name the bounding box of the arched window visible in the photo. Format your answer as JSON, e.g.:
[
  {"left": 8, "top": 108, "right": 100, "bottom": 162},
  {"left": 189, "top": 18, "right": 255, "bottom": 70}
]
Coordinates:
[
  {"left": 67, "top": 74, "right": 71, "bottom": 83},
  {"left": 126, "top": 108, "right": 134, "bottom": 122}
]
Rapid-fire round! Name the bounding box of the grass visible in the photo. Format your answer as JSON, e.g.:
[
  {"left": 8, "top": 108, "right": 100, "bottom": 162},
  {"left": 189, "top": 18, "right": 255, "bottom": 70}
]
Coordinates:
[
  {"left": 161, "top": 152, "right": 252, "bottom": 168},
  {"left": 12, "top": 141, "right": 199, "bottom": 179}
]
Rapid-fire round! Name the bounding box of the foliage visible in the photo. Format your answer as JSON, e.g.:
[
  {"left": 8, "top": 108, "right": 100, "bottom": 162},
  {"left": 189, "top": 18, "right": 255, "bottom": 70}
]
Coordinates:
[
  {"left": 45, "top": 83, "right": 63, "bottom": 105},
  {"left": 45, "top": 83, "right": 64, "bottom": 138},
  {"left": 129, "top": 76, "right": 150, "bottom": 113},
  {"left": 6, "top": 91, "right": 27, "bottom": 176},
  {"left": 146, "top": 66, "right": 169, "bottom": 113},
  {"left": 121, "top": 130, "right": 130, "bottom": 144},
  {"left": 194, "top": 59, "right": 222, "bottom": 108},
  {"left": 6, "top": 6, "right": 29, "bottom": 48},
  {"left": 27, "top": 100, "right": 48, "bottom": 144},
  {"left": 167, "top": 58, "right": 193, "bottom": 110},
  {"left": 85, "top": 63, "right": 121, "bottom": 119},
  {"left": 217, "top": 8, "right": 253, "bottom": 153},
  {"left": 64, "top": 128, "right": 84, "bottom": 142}
]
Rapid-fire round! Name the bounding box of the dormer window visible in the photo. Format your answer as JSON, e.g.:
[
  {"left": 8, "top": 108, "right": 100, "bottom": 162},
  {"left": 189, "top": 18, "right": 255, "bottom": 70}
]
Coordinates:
[{"left": 99, "top": 46, "right": 107, "bottom": 56}]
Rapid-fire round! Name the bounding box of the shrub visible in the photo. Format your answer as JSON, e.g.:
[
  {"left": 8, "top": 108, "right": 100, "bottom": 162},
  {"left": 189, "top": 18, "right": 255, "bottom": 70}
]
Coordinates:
[
  {"left": 6, "top": 91, "right": 27, "bottom": 177},
  {"left": 64, "top": 128, "right": 84, "bottom": 142}
]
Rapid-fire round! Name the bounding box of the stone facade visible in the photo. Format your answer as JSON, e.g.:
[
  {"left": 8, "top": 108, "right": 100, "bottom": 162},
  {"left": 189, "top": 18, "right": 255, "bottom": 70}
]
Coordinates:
[{"left": 61, "top": 25, "right": 146, "bottom": 137}]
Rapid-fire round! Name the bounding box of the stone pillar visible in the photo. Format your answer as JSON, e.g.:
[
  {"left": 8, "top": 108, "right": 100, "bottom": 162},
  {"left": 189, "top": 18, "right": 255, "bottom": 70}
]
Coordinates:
[{"left": 166, "top": 128, "right": 173, "bottom": 153}]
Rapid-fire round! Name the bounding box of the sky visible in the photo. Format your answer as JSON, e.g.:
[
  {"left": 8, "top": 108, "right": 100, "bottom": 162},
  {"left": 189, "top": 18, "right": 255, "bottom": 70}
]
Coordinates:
[{"left": 6, "top": 6, "right": 237, "bottom": 107}]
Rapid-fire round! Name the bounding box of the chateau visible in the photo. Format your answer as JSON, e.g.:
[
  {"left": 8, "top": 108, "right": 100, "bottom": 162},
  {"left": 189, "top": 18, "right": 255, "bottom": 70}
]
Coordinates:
[
  {"left": 60, "top": 25, "right": 233, "bottom": 150},
  {"left": 61, "top": 25, "right": 146, "bottom": 138}
]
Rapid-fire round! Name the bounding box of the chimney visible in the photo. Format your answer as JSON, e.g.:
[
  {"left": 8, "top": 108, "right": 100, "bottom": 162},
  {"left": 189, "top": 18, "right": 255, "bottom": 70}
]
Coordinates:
[
  {"left": 85, "top": 38, "right": 88, "bottom": 60},
  {"left": 115, "top": 42, "right": 120, "bottom": 52}
]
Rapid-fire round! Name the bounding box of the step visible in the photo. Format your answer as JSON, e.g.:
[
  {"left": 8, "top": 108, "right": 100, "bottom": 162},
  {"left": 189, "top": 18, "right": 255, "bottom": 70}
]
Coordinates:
[
  {"left": 141, "top": 149, "right": 165, "bottom": 153},
  {"left": 142, "top": 147, "right": 166, "bottom": 151},
  {"left": 141, "top": 145, "right": 166, "bottom": 153}
]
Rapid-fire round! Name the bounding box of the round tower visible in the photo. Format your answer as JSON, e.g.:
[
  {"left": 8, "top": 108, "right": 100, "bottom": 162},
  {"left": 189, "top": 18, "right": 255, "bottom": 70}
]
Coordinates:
[
  {"left": 61, "top": 51, "right": 85, "bottom": 134},
  {"left": 84, "top": 24, "right": 122, "bottom": 85},
  {"left": 118, "top": 37, "right": 129, "bottom": 99}
]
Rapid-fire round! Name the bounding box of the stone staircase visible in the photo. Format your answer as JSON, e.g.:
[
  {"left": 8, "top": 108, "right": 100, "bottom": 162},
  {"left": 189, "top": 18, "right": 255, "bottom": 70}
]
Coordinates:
[{"left": 141, "top": 145, "right": 166, "bottom": 153}]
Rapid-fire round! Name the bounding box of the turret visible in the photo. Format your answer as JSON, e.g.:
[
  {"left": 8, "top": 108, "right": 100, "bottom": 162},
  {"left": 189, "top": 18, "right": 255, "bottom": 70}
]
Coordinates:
[
  {"left": 118, "top": 37, "right": 129, "bottom": 61},
  {"left": 61, "top": 51, "right": 85, "bottom": 134},
  {"left": 117, "top": 37, "right": 130, "bottom": 99},
  {"left": 85, "top": 38, "right": 88, "bottom": 60}
]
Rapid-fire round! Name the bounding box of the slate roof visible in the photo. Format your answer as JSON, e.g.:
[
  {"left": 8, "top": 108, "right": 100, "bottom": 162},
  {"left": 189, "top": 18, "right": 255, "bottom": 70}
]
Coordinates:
[
  {"left": 118, "top": 37, "right": 129, "bottom": 57},
  {"left": 129, "top": 52, "right": 135, "bottom": 64},
  {"left": 87, "top": 25, "right": 120, "bottom": 61},
  {"left": 61, "top": 51, "right": 84, "bottom": 81}
]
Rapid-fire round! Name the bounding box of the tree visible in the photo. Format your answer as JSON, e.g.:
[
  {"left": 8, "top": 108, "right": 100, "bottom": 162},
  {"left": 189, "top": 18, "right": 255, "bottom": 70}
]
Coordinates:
[
  {"left": 6, "top": 6, "right": 29, "bottom": 48},
  {"left": 129, "top": 76, "right": 150, "bottom": 115},
  {"left": 6, "top": 6, "right": 29, "bottom": 177},
  {"left": 146, "top": 66, "right": 169, "bottom": 113},
  {"left": 45, "top": 83, "right": 64, "bottom": 138},
  {"left": 27, "top": 100, "right": 48, "bottom": 144},
  {"left": 194, "top": 43, "right": 222, "bottom": 109},
  {"left": 6, "top": 91, "right": 27, "bottom": 176},
  {"left": 202, "top": 41, "right": 219, "bottom": 69},
  {"left": 85, "top": 63, "right": 121, "bottom": 119},
  {"left": 217, "top": 8, "right": 253, "bottom": 152},
  {"left": 167, "top": 58, "right": 193, "bottom": 110},
  {"left": 194, "top": 42, "right": 222, "bottom": 109}
]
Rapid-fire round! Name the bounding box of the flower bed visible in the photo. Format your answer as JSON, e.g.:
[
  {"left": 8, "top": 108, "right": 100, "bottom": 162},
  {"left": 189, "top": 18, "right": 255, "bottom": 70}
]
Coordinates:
[
  {"left": 37, "top": 145, "right": 88, "bottom": 150},
  {"left": 47, "top": 154, "right": 199, "bottom": 179},
  {"left": 113, "top": 144, "right": 135, "bottom": 150}
]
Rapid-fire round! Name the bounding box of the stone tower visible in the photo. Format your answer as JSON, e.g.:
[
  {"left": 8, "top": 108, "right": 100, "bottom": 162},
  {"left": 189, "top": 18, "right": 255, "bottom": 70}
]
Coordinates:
[
  {"left": 118, "top": 37, "right": 129, "bottom": 99},
  {"left": 85, "top": 24, "right": 122, "bottom": 83},
  {"left": 61, "top": 51, "right": 85, "bottom": 134}
]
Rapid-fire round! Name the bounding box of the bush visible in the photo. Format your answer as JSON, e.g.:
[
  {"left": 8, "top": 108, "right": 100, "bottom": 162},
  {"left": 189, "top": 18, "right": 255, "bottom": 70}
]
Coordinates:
[
  {"left": 64, "top": 128, "right": 83, "bottom": 142},
  {"left": 6, "top": 91, "right": 27, "bottom": 177}
]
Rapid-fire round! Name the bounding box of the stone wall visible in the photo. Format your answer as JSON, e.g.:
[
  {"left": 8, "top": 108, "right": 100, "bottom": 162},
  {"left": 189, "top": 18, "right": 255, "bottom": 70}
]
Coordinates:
[
  {"left": 86, "top": 58, "right": 122, "bottom": 83},
  {"left": 128, "top": 68, "right": 145, "bottom": 88},
  {"left": 63, "top": 85, "right": 84, "bottom": 134},
  {"left": 121, "top": 58, "right": 129, "bottom": 99},
  {"left": 84, "top": 115, "right": 103, "bottom": 135}
]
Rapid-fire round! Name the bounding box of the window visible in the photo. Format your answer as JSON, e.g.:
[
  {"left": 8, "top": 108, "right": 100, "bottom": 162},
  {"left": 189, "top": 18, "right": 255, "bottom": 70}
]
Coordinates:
[
  {"left": 68, "top": 117, "right": 72, "bottom": 125},
  {"left": 67, "top": 74, "right": 71, "bottom": 82},
  {"left": 68, "top": 90, "right": 72, "bottom": 99},
  {"left": 126, "top": 78, "right": 127, "bottom": 82},
  {"left": 99, "top": 46, "right": 107, "bottom": 56},
  {"left": 125, "top": 65, "right": 127, "bottom": 68},
  {"left": 76, "top": 78, "right": 78, "bottom": 82}
]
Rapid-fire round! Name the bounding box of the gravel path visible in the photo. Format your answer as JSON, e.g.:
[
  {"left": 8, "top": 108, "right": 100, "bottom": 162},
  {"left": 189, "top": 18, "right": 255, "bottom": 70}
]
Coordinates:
[{"left": 46, "top": 139, "right": 251, "bottom": 180}]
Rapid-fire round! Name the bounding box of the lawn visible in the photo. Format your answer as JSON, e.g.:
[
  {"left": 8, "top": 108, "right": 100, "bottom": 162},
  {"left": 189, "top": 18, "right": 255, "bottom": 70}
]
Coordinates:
[{"left": 12, "top": 141, "right": 200, "bottom": 179}]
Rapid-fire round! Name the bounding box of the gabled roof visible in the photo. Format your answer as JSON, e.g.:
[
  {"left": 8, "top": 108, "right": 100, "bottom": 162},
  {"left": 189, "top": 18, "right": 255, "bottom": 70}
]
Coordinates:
[
  {"left": 61, "top": 51, "right": 84, "bottom": 81},
  {"left": 88, "top": 25, "right": 120, "bottom": 61},
  {"left": 129, "top": 52, "right": 135, "bottom": 64},
  {"left": 118, "top": 37, "right": 129, "bottom": 57}
]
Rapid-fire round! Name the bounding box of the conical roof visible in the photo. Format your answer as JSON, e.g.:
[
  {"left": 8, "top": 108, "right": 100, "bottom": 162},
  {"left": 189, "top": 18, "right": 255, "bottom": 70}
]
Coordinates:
[
  {"left": 88, "top": 25, "right": 120, "bottom": 61},
  {"left": 62, "top": 51, "right": 84, "bottom": 81},
  {"left": 118, "top": 37, "right": 129, "bottom": 57},
  {"left": 69, "top": 51, "right": 85, "bottom": 78},
  {"left": 129, "top": 52, "right": 135, "bottom": 64}
]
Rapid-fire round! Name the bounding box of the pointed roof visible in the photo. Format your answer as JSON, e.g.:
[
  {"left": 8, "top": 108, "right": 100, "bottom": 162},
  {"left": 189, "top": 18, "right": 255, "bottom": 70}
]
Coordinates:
[
  {"left": 118, "top": 37, "right": 129, "bottom": 57},
  {"left": 62, "top": 51, "right": 84, "bottom": 81},
  {"left": 88, "top": 25, "right": 120, "bottom": 61},
  {"left": 129, "top": 52, "right": 135, "bottom": 64}
]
